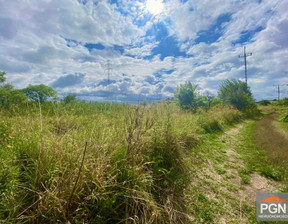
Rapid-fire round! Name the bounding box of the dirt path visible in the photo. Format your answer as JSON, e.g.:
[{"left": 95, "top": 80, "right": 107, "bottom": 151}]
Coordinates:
[
  {"left": 222, "top": 123, "right": 278, "bottom": 201},
  {"left": 189, "top": 121, "right": 283, "bottom": 223},
  {"left": 221, "top": 123, "right": 281, "bottom": 221}
]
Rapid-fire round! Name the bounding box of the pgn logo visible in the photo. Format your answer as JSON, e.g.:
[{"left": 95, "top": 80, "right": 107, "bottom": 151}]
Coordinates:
[{"left": 257, "top": 193, "right": 288, "bottom": 221}]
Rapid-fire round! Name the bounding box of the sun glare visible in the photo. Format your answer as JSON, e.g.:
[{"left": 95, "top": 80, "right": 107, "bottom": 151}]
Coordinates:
[{"left": 146, "top": 0, "right": 164, "bottom": 16}]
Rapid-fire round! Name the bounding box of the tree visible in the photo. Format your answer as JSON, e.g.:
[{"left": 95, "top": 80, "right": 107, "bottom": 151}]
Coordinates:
[
  {"left": 0, "top": 89, "right": 27, "bottom": 108},
  {"left": 0, "top": 88, "right": 10, "bottom": 107},
  {"left": 10, "top": 90, "right": 27, "bottom": 104},
  {"left": 0, "top": 71, "right": 6, "bottom": 83},
  {"left": 174, "top": 81, "right": 198, "bottom": 110},
  {"left": 218, "top": 79, "right": 256, "bottom": 111},
  {"left": 63, "top": 94, "right": 76, "bottom": 104},
  {"left": 0, "top": 72, "right": 27, "bottom": 108},
  {"left": 22, "top": 84, "right": 57, "bottom": 103},
  {"left": 2, "top": 83, "right": 14, "bottom": 91}
]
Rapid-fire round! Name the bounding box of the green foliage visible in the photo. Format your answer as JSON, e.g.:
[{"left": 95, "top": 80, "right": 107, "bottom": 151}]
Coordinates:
[
  {"left": 0, "top": 88, "right": 10, "bottom": 107},
  {"left": 10, "top": 90, "right": 27, "bottom": 104},
  {"left": 0, "top": 72, "right": 27, "bottom": 109},
  {"left": 197, "top": 95, "right": 221, "bottom": 111},
  {"left": 274, "top": 97, "right": 288, "bottom": 106},
  {"left": 0, "top": 71, "right": 6, "bottom": 83},
  {"left": 22, "top": 84, "right": 57, "bottom": 102},
  {"left": 174, "top": 81, "right": 198, "bottom": 110},
  {"left": 2, "top": 84, "right": 13, "bottom": 91},
  {"left": 0, "top": 88, "right": 27, "bottom": 109},
  {"left": 219, "top": 79, "right": 256, "bottom": 111},
  {"left": 258, "top": 100, "right": 271, "bottom": 106},
  {"left": 63, "top": 93, "right": 76, "bottom": 104}
]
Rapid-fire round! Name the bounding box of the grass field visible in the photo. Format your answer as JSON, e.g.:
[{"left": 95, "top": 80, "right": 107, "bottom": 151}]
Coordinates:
[
  {"left": 0, "top": 102, "right": 245, "bottom": 223},
  {"left": 1, "top": 102, "right": 287, "bottom": 223}
]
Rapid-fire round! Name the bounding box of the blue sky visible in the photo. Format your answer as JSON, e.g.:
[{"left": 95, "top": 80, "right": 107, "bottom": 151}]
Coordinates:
[{"left": 0, "top": 0, "right": 288, "bottom": 102}]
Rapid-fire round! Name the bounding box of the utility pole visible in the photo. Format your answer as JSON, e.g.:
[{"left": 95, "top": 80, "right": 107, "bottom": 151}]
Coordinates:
[
  {"left": 273, "top": 83, "right": 288, "bottom": 100},
  {"left": 239, "top": 46, "right": 252, "bottom": 84}
]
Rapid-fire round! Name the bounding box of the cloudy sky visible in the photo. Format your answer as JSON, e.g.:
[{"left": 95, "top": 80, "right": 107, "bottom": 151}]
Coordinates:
[{"left": 0, "top": 0, "right": 288, "bottom": 102}]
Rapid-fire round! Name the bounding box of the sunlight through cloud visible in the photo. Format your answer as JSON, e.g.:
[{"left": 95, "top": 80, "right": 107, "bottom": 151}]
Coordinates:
[{"left": 146, "top": 0, "right": 164, "bottom": 16}]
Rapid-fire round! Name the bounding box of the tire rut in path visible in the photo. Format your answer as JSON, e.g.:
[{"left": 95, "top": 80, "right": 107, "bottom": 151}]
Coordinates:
[{"left": 221, "top": 123, "right": 277, "bottom": 204}]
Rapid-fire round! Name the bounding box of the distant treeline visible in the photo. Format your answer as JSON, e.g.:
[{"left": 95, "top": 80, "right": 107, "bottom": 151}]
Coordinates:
[{"left": 2, "top": 70, "right": 284, "bottom": 113}]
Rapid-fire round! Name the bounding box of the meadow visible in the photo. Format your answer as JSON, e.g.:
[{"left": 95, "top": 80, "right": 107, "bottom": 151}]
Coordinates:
[{"left": 0, "top": 101, "right": 245, "bottom": 223}]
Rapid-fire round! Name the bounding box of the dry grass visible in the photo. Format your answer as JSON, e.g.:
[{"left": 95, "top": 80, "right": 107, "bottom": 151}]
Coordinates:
[
  {"left": 253, "top": 113, "right": 288, "bottom": 165},
  {"left": 0, "top": 102, "right": 245, "bottom": 223}
]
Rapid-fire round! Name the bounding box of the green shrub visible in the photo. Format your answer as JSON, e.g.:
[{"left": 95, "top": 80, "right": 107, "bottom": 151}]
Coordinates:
[
  {"left": 219, "top": 79, "right": 256, "bottom": 111},
  {"left": 174, "top": 81, "right": 198, "bottom": 111}
]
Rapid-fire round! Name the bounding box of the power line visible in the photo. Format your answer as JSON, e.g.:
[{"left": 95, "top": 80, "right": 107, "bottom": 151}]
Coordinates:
[
  {"left": 265, "top": 0, "right": 283, "bottom": 24},
  {"left": 238, "top": 46, "right": 252, "bottom": 84}
]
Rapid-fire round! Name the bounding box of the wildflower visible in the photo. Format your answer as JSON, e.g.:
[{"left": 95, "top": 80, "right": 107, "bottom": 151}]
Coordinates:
[{"left": 7, "top": 145, "right": 12, "bottom": 148}]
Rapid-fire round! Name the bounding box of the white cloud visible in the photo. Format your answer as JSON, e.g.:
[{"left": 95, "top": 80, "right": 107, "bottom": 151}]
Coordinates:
[
  {"left": 167, "top": 0, "right": 233, "bottom": 41},
  {"left": 0, "top": 0, "right": 288, "bottom": 102},
  {"left": 124, "top": 42, "right": 158, "bottom": 58}
]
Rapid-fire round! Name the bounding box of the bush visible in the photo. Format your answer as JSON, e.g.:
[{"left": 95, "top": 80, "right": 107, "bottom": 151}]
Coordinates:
[
  {"left": 219, "top": 79, "right": 256, "bottom": 111},
  {"left": 174, "top": 81, "right": 198, "bottom": 111}
]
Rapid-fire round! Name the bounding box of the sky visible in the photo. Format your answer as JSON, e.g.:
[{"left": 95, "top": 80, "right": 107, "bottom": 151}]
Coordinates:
[{"left": 0, "top": 0, "right": 288, "bottom": 103}]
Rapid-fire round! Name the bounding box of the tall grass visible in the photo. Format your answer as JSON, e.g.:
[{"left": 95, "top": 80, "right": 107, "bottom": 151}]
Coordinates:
[{"left": 0, "top": 102, "right": 243, "bottom": 223}]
